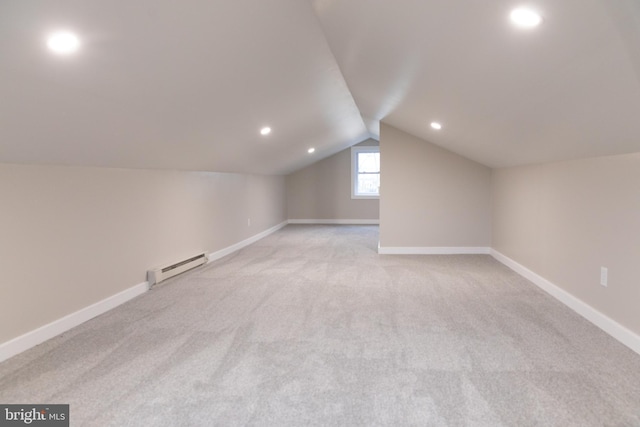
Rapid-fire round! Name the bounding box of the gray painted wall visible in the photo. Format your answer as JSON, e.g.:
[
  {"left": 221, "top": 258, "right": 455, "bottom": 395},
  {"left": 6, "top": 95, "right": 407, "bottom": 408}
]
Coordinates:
[
  {"left": 379, "top": 123, "right": 492, "bottom": 248},
  {"left": 492, "top": 153, "right": 640, "bottom": 334},
  {"left": 286, "top": 139, "right": 379, "bottom": 221},
  {"left": 0, "top": 164, "right": 286, "bottom": 344}
]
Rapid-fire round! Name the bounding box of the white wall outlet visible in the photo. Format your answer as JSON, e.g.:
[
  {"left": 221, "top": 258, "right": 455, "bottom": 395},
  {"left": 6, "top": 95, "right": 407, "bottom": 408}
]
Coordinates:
[
  {"left": 600, "top": 267, "right": 608, "bottom": 287},
  {"left": 247, "top": 218, "right": 251, "bottom": 227}
]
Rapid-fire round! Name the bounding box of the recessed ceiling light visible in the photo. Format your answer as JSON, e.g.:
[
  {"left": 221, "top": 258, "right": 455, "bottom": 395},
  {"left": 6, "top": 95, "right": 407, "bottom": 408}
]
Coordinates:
[
  {"left": 510, "top": 7, "right": 542, "bottom": 28},
  {"left": 308, "top": 148, "right": 315, "bottom": 154},
  {"left": 47, "top": 31, "right": 80, "bottom": 55},
  {"left": 260, "top": 127, "right": 271, "bottom": 136},
  {"left": 430, "top": 122, "right": 442, "bottom": 130}
]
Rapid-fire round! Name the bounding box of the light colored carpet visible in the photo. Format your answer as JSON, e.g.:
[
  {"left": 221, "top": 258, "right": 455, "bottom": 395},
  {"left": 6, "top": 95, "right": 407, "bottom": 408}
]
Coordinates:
[{"left": 1, "top": 225, "right": 639, "bottom": 426}]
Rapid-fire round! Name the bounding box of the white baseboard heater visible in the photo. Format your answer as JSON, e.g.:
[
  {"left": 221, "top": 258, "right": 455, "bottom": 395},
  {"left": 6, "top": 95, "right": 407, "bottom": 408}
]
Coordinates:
[{"left": 147, "top": 253, "right": 208, "bottom": 287}]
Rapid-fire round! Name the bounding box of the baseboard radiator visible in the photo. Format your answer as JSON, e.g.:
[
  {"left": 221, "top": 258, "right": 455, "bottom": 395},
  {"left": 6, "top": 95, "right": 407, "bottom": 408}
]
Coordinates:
[{"left": 147, "top": 253, "right": 208, "bottom": 287}]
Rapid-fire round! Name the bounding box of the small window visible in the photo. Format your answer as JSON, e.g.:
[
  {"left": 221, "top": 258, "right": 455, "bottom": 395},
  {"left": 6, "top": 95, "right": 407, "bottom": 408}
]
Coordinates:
[{"left": 351, "top": 146, "right": 380, "bottom": 199}]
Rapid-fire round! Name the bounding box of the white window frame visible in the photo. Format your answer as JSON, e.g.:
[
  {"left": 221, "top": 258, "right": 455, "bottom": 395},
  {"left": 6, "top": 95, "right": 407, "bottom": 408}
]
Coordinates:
[{"left": 351, "top": 146, "right": 380, "bottom": 199}]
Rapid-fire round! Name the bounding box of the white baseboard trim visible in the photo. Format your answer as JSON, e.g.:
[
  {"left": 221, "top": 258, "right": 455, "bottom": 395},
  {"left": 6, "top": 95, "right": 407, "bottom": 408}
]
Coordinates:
[
  {"left": 287, "top": 219, "right": 380, "bottom": 225},
  {"left": 0, "top": 221, "right": 289, "bottom": 363},
  {"left": 208, "top": 220, "right": 288, "bottom": 262},
  {"left": 0, "top": 281, "right": 149, "bottom": 363},
  {"left": 378, "top": 246, "right": 491, "bottom": 255},
  {"left": 491, "top": 249, "right": 640, "bottom": 356}
]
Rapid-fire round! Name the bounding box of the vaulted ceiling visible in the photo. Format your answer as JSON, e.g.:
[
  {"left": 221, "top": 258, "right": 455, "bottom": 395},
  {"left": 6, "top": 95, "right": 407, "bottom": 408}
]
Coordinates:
[{"left": 2, "top": 0, "right": 640, "bottom": 174}]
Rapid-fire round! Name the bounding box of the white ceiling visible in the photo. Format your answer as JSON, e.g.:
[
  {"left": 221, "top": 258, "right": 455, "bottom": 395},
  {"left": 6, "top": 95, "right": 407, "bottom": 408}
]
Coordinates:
[
  {"left": 2, "top": 1, "right": 640, "bottom": 174},
  {"left": 0, "top": 0, "right": 367, "bottom": 175},
  {"left": 314, "top": 0, "right": 640, "bottom": 168}
]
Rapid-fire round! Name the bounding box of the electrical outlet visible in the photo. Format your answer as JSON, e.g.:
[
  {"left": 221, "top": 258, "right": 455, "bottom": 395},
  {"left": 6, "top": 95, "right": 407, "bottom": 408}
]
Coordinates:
[
  {"left": 247, "top": 218, "right": 251, "bottom": 227},
  {"left": 600, "top": 267, "right": 608, "bottom": 287}
]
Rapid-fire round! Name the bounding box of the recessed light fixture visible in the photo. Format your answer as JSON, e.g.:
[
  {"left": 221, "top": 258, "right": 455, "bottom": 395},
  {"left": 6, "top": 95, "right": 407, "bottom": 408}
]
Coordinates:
[
  {"left": 260, "top": 127, "right": 271, "bottom": 136},
  {"left": 47, "top": 31, "right": 80, "bottom": 55},
  {"left": 308, "top": 148, "right": 315, "bottom": 154},
  {"left": 510, "top": 7, "right": 542, "bottom": 28},
  {"left": 430, "top": 122, "right": 442, "bottom": 130}
]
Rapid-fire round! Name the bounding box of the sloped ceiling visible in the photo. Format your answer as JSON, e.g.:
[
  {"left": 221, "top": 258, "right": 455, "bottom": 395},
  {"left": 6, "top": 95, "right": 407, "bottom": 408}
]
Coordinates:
[
  {"left": 0, "top": 0, "right": 367, "bottom": 175},
  {"left": 2, "top": 1, "right": 640, "bottom": 174},
  {"left": 314, "top": 0, "right": 640, "bottom": 168}
]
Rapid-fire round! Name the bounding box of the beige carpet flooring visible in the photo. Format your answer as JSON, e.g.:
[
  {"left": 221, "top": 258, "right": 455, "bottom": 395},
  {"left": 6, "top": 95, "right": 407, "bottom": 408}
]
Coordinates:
[{"left": 1, "top": 225, "right": 639, "bottom": 426}]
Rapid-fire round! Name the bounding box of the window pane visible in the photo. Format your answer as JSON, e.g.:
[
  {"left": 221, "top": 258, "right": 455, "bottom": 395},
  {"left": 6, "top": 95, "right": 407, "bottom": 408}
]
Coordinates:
[
  {"left": 358, "top": 152, "right": 379, "bottom": 173},
  {"left": 357, "top": 173, "right": 380, "bottom": 195}
]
